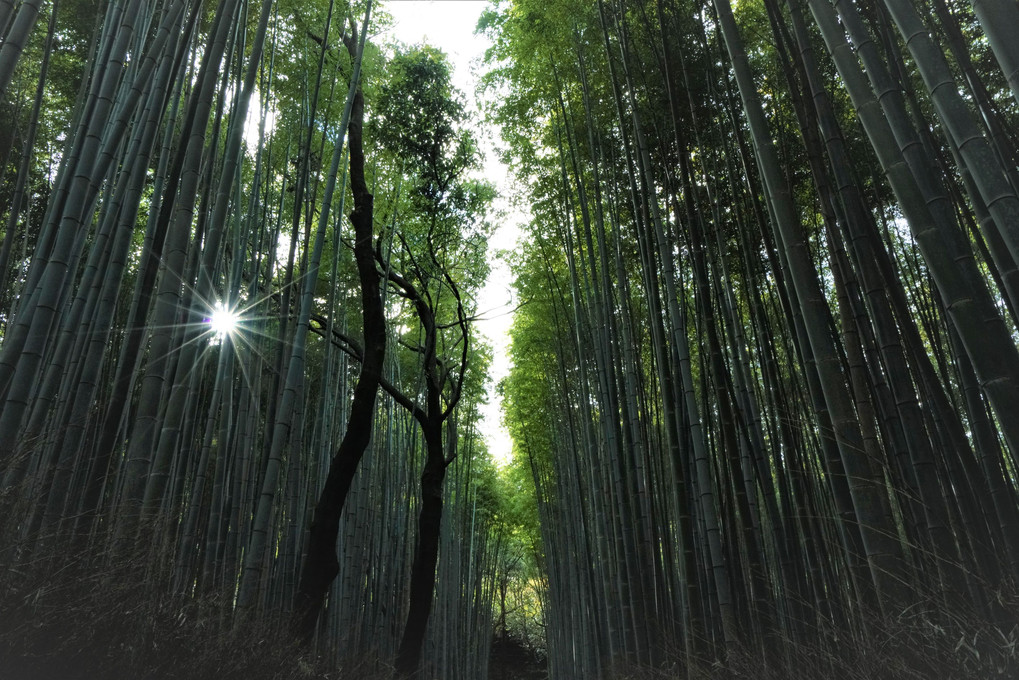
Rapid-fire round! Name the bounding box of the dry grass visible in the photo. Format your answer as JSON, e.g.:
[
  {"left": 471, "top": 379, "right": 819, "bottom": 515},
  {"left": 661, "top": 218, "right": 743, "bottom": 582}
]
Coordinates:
[
  {"left": 604, "top": 595, "right": 1019, "bottom": 680},
  {"left": 4, "top": 549, "right": 1017, "bottom": 680},
  {"left": 0, "top": 523, "right": 400, "bottom": 680},
  {"left": 2, "top": 499, "right": 1016, "bottom": 679},
  {"left": 2, "top": 552, "right": 291, "bottom": 679}
]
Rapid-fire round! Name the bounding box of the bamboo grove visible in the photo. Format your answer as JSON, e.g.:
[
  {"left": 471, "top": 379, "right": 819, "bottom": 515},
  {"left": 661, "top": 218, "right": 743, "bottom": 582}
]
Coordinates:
[
  {"left": 5, "top": 0, "right": 1019, "bottom": 677},
  {"left": 0, "top": 0, "right": 514, "bottom": 677},
  {"left": 486, "top": 0, "right": 1019, "bottom": 676}
]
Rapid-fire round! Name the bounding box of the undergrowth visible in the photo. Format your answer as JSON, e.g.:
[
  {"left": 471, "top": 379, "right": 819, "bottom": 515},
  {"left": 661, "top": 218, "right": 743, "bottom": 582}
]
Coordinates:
[
  {"left": 607, "top": 589, "right": 1019, "bottom": 680},
  {"left": 0, "top": 517, "right": 396, "bottom": 680},
  {"left": 4, "top": 546, "right": 1018, "bottom": 680},
  {"left": 2, "top": 501, "right": 1016, "bottom": 679}
]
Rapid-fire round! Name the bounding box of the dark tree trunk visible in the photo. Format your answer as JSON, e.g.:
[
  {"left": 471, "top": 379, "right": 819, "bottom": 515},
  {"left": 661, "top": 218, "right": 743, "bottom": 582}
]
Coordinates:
[
  {"left": 396, "top": 419, "right": 447, "bottom": 676},
  {"left": 293, "top": 33, "right": 386, "bottom": 640}
]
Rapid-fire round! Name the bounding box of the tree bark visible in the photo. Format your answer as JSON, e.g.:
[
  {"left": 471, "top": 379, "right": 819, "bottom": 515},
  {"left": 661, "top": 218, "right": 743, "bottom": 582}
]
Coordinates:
[
  {"left": 293, "top": 15, "right": 384, "bottom": 641},
  {"left": 395, "top": 420, "right": 447, "bottom": 676}
]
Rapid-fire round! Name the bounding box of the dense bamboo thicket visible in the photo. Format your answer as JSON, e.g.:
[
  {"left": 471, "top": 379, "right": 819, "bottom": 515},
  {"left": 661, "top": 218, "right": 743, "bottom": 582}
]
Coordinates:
[
  {"left": 4, "top": 0, "right": 1019, "bottom": 677},
  {"left": 488, "top": 0, "right": 1019, "bottom": 676},
  {"left": 0, "top": 1, "right": 503, "bottom": 678}
]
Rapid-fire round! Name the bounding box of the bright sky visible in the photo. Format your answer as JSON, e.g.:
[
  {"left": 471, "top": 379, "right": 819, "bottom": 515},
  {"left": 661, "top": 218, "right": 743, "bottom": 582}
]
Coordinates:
[{"left": 379, "top": 0, "right": 524, "bottom": 466}]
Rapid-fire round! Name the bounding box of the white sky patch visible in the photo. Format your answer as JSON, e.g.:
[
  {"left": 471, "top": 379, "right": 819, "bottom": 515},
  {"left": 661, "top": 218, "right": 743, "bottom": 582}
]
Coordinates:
[
  {"left": 243, "top": 89, "right": 278, "bottom": 154},
  {"left": 380, "top": 0, "right": 527, "bottom": 466}
]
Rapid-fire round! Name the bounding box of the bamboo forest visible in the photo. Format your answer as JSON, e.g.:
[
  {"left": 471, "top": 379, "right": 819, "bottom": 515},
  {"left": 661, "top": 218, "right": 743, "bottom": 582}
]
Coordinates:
[{"left": 4, "top": 0, "right": 1019, "bottom": 677}]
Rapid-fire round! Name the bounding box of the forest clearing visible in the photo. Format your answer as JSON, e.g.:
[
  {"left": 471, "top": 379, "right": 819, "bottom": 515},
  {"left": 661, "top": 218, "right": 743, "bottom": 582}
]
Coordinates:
[{"left": 2, "top": 0, "right": 1019, "bottom": 677}]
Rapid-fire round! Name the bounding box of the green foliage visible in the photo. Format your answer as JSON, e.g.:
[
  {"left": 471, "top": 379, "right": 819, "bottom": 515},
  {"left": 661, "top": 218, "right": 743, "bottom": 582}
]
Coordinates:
[
  {"left": 376, "top": 47, "right": 469, "bottom": 199},
  {"left": 373, "top": 45, "right": 493, "bottom": 286}
]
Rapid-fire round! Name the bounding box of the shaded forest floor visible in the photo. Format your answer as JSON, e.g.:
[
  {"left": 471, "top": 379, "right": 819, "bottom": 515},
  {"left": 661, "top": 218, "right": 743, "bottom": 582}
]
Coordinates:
[
  {"left": 3, "top": 530, "right": 1018, "bottom": 679},
  {"left": 5, "top": 566, "right": 1019, "bottom": 680},
  {"left": 490, "top": 635, "right": 547, "bottom": 679},
  {"left": 0, "top": 550, "right": 335, "bottom": 680},
  {"left": 0, "top": 520, "right": 375, "bottom": 680}
]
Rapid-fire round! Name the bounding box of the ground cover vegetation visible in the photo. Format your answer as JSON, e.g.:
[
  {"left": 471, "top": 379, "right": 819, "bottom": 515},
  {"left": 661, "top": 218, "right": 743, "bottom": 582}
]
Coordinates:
[{"left": 1, "top": 0, "right": 1019, "bottom": 677}]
